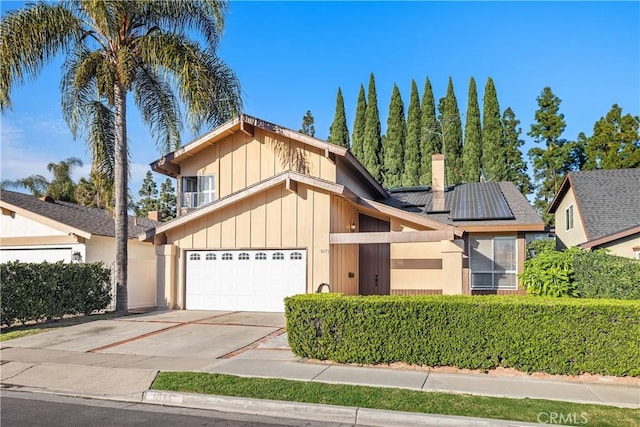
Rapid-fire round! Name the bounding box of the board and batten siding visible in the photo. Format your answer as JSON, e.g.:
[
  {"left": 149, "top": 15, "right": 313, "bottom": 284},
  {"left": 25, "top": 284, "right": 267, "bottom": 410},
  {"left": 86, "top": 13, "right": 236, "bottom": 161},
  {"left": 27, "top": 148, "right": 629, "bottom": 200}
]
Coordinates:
[
  {"left": 165, "top": 182, "right": 331, "bottom": 308},
  {"left": 329, "top": 195, "right": 359, "bottom": 295},
  {"left": 178, "top": 128, "right": 336, "bottom": 201}
]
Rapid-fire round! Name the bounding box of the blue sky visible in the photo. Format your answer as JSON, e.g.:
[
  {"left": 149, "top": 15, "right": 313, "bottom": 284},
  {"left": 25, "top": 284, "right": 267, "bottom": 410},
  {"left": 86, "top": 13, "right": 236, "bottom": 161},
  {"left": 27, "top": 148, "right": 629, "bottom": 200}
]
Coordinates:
[{"left": 1, "top": 1, "right": 639, "bottom": 198}]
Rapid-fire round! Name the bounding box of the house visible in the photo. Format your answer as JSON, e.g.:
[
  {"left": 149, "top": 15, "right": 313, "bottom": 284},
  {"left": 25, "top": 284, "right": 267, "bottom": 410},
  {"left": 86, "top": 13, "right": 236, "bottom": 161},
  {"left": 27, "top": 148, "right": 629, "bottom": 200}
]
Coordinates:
[
  {"left": 548, "top": 168, "right": 640, "bottom": 259},
  {"left": 0, "top": 190, "right": 158, "bottom": 310},
  {"left": 143, "top": 114, "right": 544, "bottom": 312}
]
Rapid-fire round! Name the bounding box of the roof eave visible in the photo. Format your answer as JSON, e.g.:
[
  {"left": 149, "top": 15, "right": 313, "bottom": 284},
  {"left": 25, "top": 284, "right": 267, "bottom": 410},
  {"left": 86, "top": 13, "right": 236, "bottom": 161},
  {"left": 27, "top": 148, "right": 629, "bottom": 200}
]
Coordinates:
[{"left": 0, "top": 200, "right": 92, "bottom": 239}]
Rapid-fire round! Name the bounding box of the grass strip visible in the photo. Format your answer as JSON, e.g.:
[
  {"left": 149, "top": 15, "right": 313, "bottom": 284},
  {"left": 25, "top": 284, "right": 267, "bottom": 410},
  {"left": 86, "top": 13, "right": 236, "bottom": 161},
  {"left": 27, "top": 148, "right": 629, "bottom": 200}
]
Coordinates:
[
  {"left": 0, "top": 328, "right": 59, "bottom": 341},
  {"left": 152, "top": 372, "right": 639, "bottom": 426}
]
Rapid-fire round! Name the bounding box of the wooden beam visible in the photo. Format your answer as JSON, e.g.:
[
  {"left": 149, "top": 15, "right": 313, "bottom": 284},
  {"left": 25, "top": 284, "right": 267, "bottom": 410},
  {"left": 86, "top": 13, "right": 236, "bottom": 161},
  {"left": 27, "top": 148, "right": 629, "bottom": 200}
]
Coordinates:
[
  {"left": 1, "top": 207, "right": 15, "bottom": 217},
  {"left": 0, "top": 234, "right": 82, "bottom": 246},
  {"left": 330, "top": 229, "right": 454, "bottom": 244},
  {"left": 285, "top": 177, "right": 297, "bottom": 193},
  {"left": 240, "top": 119, "right": 255, "bottom": 137},
  {"left": 151, "top": 158, "right": 180, "bottom": 177}
]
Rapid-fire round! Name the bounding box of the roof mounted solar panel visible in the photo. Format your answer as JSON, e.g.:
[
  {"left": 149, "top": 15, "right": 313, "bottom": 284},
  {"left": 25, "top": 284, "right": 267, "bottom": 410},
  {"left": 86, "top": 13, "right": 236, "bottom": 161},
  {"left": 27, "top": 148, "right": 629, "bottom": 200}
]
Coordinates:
[{"left": 450, "top": 182, "right": 514, "bottom": 220}]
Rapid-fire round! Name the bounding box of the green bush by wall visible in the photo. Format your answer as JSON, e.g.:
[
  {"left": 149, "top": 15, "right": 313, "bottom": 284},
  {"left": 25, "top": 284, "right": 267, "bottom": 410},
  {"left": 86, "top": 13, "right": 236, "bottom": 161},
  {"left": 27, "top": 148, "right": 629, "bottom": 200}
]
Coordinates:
[
  {"left": 573, "top": 250, "right": 640, "bottom": 300},
  {"left": 1, "top": 261, "right": 112, "bottom": 327},
  {"left": 285, "top": 294, "right": 640, "bottom": 377}
]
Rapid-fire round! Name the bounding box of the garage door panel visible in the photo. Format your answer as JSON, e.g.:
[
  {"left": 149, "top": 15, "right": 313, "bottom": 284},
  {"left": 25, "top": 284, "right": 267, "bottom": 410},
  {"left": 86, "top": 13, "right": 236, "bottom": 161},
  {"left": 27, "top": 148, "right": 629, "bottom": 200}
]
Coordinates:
[{"left": 186, "top": 249, "right": 306, "bottom": 312}]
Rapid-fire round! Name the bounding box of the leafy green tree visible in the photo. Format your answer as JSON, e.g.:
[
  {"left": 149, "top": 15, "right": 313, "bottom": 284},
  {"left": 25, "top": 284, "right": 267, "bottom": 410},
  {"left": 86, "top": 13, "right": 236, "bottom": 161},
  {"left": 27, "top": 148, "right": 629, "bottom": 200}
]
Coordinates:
[
  {"left": 481, "top": 77, "right": 507, "bottom": 181},
  {"left": 2, "top": 175, "right": 48, "bottom": 197},
  {"left": 528, "top": 87, "right": 583, "bottom": 225},
  {"left": 159, "top": 178, "right": 177, "bottom": 221},
  {"left": 135, "top": 171, "right": 159, "bottom": 217},
  {"left": 420, "top": 77, "right": 440, "bottom": 184},
  {"left": 75, "top": 171, "right": 113, "bottom": 210},
  {"left": 351, "top": 84, "right": 367, "bottom": 162},
  {"left": 383, "top": 84, "right": 406, "bottom": 188},
  {"left": 581, "top": 104, "right": 640, "bottom": 170},
  {"left": 3, "top": 157, "right": 82, "bottom": 202},
  {"left": 402, "top": 79, "right": 421, "bottom": 186},
  {"left": 442, "top": 77, "right": 463, "bottom": 185},
  {"left": 363, "top": 73, "right": 382, "bottom": 181},
  {"left": 501, "top": 107, "right": 532, "bottom": 194},
  {"left": 462, "top": 77, "right": 481, "bottom": 182},
  {"left": 299, "top": 110, "right": 315, "bottom": 136},
  {"left": 1, "top": 1, "right": 242, "bottom": 313},
  {"left": 328, "top": 87, "right": 349, "bottom": 148}
]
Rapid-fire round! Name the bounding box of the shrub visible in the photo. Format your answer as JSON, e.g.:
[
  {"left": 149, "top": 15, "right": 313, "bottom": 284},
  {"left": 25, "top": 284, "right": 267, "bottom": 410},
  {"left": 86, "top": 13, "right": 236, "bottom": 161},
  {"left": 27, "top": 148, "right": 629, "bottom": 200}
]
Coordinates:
[
  {"left": 0, "top": 261, "right": 112, "bottom": 327},
  {"left": 285, "top": 294, "right": 640, "bottom": 376},
  {"left": 526, "top": 239, "right": 556, "bottom": 259},
  {"left": 519, "top": 247, "right": 580, "bottom": 297},
  {"left": 573, "top": 250, "right": 640, "bottom": 300}
]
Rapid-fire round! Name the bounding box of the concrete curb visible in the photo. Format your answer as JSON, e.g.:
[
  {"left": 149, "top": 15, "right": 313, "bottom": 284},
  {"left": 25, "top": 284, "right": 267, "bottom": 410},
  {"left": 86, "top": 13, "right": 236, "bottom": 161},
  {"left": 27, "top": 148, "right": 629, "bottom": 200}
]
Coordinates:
[{"left": 142, "top": 390, "right": 543, "bottom": 426}]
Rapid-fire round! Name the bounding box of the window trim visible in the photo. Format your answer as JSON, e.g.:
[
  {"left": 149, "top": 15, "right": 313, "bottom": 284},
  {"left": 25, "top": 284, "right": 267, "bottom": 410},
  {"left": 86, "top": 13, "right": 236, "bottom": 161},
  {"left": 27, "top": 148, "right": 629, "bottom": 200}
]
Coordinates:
[
  {"left": 181, "top": 174, "right": 216, "bottom": 208},
  {"left": 565, "top": 205, "right": 574, "bottom": 231},
  {"left": 469, "top": 235, "right": 518, "bottom": 291}
]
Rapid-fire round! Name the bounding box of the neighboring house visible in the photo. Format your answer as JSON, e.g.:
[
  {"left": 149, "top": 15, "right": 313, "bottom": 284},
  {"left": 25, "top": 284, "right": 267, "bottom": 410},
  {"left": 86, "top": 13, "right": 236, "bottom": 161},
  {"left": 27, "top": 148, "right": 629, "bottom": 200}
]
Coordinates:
[
  {"left": 142, "top": 114, "right": 544, "bottom": 312},
  {"left": 548, "top": 168, "right": 640, "bottom": 259},
  {"left": 0, "top": 190, "right": 158, "bottom": 310}
]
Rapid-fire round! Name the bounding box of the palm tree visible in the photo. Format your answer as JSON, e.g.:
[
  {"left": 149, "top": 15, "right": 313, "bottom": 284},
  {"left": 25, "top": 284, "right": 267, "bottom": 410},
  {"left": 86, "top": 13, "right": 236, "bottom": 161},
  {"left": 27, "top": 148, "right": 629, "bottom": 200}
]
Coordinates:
[
  {"left": 2, "top": 156, "right": 83, "bottom": 202},
  {"left": 1, "top": 1, "right": 242, "bottom": 313}
]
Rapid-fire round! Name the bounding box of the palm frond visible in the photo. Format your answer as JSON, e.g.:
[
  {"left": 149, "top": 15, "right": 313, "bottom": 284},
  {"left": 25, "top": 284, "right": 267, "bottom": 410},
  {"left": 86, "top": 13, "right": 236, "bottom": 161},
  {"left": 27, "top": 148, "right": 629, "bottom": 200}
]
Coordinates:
[
  {"left": 0, "top": 2, "right": 82, "bottom": 111},
  {"left": 132, "top": 65, "right": 182, "bottom": 154},
  {"left": 3, "top": 175, "right": 49, "bottom": 197}
]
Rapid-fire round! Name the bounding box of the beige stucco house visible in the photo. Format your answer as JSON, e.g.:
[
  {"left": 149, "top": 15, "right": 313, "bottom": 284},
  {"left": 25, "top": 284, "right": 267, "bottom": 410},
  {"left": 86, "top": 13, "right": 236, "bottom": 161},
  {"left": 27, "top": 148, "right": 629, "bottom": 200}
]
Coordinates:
[
  {"left": 548, "top": 168, "right": 640, "bottom": 259},
  {"left": 0, "top": 190, "right": 158, "bottom": 310},
  {"left": 143, "top": 114, "right": 544, "bottom": 311}
]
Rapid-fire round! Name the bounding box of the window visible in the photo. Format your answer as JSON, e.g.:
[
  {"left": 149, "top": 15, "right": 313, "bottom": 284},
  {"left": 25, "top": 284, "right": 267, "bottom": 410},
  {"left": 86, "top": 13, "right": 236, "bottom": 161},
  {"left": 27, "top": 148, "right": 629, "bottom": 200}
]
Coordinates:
[
  {"left": 205, "top": 253, "right": 216, "bottom": 261},
  {"left": 255, "top": 252, "right": 267, "bottom": 260},
  {"left": 239, "top": 252, "right": 250, "bottom": 260},
  {"left": 222, "top": 252, "right": 233, "bottom": 260},
  {"left": 189, "top": 253, "right": 201, "bottom": 261},
  {"left": 565, "top": 205, "right": 574, "bottom": 231},
  {"left": 272, "top": 252, "right": 284, "bottom": 260},
  {"left": 290, "top": 252, "right": 303, "bottom": 260},
  {"left": 470, "top": 236, "right": 517, "bottom": 290},
  {"left": 181, "top": 175, "right": 216, "bottom": 208}
]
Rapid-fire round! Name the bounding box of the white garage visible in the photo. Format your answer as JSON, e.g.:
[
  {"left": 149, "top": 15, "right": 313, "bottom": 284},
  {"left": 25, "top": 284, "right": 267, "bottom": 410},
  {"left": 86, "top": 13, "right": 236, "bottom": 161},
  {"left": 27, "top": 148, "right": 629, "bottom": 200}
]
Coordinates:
[{"left": 185, "top": 249, "right": 307, "bottom": 312}]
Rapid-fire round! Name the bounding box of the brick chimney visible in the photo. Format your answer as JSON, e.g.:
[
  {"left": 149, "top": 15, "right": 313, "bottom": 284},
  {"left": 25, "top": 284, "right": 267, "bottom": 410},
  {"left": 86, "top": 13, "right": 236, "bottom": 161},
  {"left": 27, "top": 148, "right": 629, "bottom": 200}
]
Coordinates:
[
  {"left": 147, "top": 210, "right": 162, "bottom": 222},
  {"left": 431, "top": 154, "right": 446, "bottom": 211}
]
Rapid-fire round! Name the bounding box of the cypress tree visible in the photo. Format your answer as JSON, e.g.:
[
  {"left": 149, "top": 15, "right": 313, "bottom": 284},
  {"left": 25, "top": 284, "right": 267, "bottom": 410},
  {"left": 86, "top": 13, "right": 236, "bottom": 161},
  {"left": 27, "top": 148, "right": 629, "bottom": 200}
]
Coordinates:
[
  {"left": 363, "top": 73, "right": 382, "bottom": 181},
  {"left": 481, "top": 77, "right": 507, "bottom": 181},
  {"left": 502, "top": 107, "right": 532, "bottom": 195},
  {"left": 351, "top": 84, "right": 366, "bottom": 162},
  {"left": 158, "top": 178, "right": 177, "bottom": 221},
  {"left": 462, "top": 77, "right": 482, "bottom": 182},
  {"left": 402, "top": 79, "right": 421, "bottom": 186},
  {"left": 328, "top": 87, "right": 350, "bottom": 148},
  {"left": 135, "top": 170, "right": 158, "bottom": 217},
  {"left": 442, "top": 77, "right": 463, "bottom": 185},
  {"left": 299, "top": 110, "right": 315, "bottom": 136},
  {"left": 420, "top": 77, "right": 440, "bottom": 185},
  {"left": 383, "top": 84, "right": 406, "bottom": 188}
]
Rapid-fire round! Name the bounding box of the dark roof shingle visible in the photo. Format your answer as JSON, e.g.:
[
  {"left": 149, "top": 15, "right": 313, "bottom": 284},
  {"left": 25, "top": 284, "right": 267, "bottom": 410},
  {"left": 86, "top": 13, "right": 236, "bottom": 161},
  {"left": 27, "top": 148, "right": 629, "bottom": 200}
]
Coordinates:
[{"left": 0, "top": 190, "right": 157, "bottom": 238}]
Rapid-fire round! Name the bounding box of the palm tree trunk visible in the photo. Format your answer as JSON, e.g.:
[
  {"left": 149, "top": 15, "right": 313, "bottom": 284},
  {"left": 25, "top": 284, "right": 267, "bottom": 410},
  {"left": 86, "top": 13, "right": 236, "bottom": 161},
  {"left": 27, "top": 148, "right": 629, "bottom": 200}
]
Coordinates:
[{"left": 114, "top": 83, "right": 129, "bottom": 314}]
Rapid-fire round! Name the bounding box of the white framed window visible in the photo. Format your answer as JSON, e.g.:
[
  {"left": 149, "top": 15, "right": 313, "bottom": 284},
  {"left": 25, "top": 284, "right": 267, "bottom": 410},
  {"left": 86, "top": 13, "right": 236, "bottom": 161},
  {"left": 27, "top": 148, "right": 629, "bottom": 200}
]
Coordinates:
[
  {"left": 565, "top": 205, "right": 574, "bottom": 231},
  {"left": 181, "top": 175, "right": 216, "bottom": 208},
  {"left": 255, "top": 252, "right": 267, "bottom": 260},
  {"left": 222, "top": 253, "right": 233, "bottom": 260},
  {"left": 470, "top": 236, "right": 517, "bottom": 290},
  {"left": 239, "top": 252, "right": 250, "bottom": 260},
  {"left": 272, "top": 252, "right": 284, "bottom": 260},
  {"left": 189, "top": 253, "right": 201, "bottom": 261},
  {"left": 205, "top": 253, "right": 216, "bottom": 261}
]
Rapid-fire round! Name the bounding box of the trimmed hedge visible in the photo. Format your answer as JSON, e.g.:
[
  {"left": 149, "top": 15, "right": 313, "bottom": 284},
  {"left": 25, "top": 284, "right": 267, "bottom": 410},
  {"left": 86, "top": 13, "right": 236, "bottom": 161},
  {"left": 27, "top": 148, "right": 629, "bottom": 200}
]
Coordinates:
[
  {"left": 1, "top": 261, "right": 112, "bottom": 327},
  {"left": 573, "top": 250, "right": 640, "bottom": 300},
  {"left": 285, "top": 294, "right": 640, "bottom": 377}
]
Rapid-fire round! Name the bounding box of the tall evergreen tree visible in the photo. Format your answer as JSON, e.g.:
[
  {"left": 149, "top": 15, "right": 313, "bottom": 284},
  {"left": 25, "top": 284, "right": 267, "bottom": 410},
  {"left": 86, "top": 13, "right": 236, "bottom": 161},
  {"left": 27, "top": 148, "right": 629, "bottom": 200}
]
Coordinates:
[
  {"left": 442, "top": 77, "right": 463, "bottom": 185},
  {"left": 299, "top": 110, "right": 315, "bottom": 136},
  {"left": 363, "top": 73, "right": 382, "bottom": 181},
  {"left": 383, "top": 84, "right": 406, "bottom": 188},
  {"left": 528, "top": 87, "right": 583, "bottom": 225},
  {"left": 420, "top": 77, "right": 440, "bottom": 185},
  {"left": 581, "top": 104, "right": 640, "bottom": 170},
  {"left": 159, "top": 178, "right": 177, "bottom": 222},
  {"left": 351, "top": 84, "right": 367, "bottom": 162},
  {"left": 402, "top": 79, "right": 421, "bottom": 186},
  {"left": 462, "top": 77, "right": 481, "bottom": 182},
  {"left": 136, "top": 170, "right": 158, "bottom": 217},
  {"left": 328, "top": 87, "right": 350, "bottom": 148},
  {"left": 481, "top": 78, "right": 507, "bottom": 181},
  {"left": 501, "top": 107, "right": 532, "bottom": 194}
]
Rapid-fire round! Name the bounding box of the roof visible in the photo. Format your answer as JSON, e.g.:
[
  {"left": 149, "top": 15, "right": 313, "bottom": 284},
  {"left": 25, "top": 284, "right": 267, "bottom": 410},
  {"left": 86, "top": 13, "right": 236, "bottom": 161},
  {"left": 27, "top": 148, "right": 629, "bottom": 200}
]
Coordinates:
[
  {"left": 149, "top": 113, "right": 387, "bottom": 199},
  {"left": 548, "top": 168, "right": 640, "bottom": 241},
  {"left": 383, "top": 181, "right": 544, "bottom": 232},
  {"left": 0, "top": 190, "right": 157, "bottom": 239},
  {"left": 580, "top": 224, "right": 640, "bottom": 249}
]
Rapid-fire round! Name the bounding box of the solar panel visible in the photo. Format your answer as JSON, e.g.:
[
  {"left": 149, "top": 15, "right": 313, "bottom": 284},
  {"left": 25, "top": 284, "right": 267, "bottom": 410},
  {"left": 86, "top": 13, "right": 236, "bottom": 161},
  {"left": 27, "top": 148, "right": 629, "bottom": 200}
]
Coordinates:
[{"left": 450, "top": 182, "right": 514, "bottom": 220}]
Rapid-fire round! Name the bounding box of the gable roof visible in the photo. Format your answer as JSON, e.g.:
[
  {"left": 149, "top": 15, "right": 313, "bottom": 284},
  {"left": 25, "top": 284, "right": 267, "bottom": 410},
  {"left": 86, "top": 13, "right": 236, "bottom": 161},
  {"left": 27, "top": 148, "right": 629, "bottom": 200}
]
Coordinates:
[
  {"left": 382, "top": 181, "right": 544, "bottom": 232},
  {"left": 0, "top": 190, "right": 157, "bottom": 239},
  {"left": 548, "top": 168, "right": 640, "bottom": 241},
  {"left": 149, "top": 113, "right": 387, "bottom": 199}
]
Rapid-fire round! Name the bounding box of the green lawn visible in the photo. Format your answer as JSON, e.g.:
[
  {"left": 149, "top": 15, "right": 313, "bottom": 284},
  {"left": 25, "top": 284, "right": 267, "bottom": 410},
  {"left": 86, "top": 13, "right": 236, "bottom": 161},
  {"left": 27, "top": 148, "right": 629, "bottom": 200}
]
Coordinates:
[{"left": 152, "top": 372, "right": 639, "bottom": 426}]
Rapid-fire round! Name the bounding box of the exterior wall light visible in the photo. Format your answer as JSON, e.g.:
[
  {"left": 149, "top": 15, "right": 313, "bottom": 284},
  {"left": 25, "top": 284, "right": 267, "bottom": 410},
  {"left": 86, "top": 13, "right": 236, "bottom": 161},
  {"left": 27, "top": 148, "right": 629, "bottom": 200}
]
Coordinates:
[{"left": 350, "top": 222, "right": 356, "bottom": 232}]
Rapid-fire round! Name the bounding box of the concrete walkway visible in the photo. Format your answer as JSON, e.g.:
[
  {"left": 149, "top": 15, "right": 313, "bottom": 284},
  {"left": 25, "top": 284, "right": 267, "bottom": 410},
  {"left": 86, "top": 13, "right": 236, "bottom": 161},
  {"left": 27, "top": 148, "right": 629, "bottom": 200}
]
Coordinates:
[{"left": 1, "top": 311, "right": 638, "bottom": 426}]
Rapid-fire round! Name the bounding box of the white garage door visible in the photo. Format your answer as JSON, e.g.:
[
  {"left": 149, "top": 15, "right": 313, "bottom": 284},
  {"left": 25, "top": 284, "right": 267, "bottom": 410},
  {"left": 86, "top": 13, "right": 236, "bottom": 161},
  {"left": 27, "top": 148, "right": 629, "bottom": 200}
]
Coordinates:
[
  {"left": 185, "top": 249, "right": 306, "bottom": 312},
  {"left": 0, "top": 248, "right": 73, "bottom": 263}
]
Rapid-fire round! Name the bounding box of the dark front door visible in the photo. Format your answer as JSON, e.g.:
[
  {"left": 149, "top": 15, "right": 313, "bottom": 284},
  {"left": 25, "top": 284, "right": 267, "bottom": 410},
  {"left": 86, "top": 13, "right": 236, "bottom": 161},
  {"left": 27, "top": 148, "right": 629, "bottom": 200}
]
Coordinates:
[{"left": 358, "top": 214, "right": 390, "bottom": 295}]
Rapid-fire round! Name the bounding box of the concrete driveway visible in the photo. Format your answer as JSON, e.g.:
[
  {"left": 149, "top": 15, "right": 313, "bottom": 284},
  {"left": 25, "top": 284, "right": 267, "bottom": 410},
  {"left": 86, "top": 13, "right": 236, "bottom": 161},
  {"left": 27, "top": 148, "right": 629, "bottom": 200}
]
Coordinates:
[{"left": 1, "top": 310, "right": 291, "bottom": 372}]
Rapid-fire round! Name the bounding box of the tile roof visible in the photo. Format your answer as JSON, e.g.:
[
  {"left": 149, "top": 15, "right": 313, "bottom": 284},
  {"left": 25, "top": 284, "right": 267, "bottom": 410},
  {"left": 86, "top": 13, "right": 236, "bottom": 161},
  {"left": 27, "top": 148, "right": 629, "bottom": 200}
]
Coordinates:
[
  {"left": 563, "top": 169, "right": 640, "bottom": 241},
  {"left": 384, "top": 181, "right": 543, "bottom": 227},
  {"left": 0, "top": 190, "right": 157, "bottom": 239}
]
